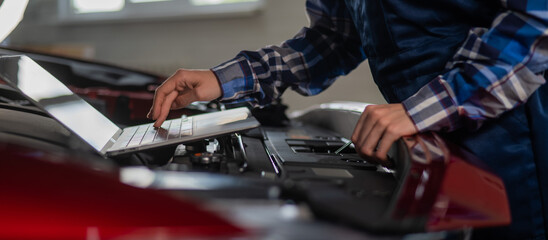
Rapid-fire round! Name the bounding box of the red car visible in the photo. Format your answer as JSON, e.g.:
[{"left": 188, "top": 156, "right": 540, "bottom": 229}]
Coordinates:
[{"left": 0, "top": 48, "right": 510, "bottom": 239}]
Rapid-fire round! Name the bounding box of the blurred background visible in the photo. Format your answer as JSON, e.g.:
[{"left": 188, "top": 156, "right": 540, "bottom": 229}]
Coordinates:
[{"left": 1, "top": 0, "right": 386, "bottom": 112}]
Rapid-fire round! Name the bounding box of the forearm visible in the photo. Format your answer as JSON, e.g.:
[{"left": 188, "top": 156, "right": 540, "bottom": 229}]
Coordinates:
[
  {"left": 212, "top": 0, "right": 366, "bottom": 107},
  {"left": 403, "top": 0, "right": 548, "bottom": 132},
  {"left": 211, "top": 44, "right": 308, "bottom": 106}
]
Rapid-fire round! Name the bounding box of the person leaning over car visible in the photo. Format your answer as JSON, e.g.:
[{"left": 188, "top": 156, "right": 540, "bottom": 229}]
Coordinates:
[{"left": 148, "top": 0, "right": 548, "bottom": 239}]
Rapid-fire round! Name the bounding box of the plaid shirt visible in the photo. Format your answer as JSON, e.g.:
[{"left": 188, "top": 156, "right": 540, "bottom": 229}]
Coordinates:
[{"left": 212, "top": 0, "right": 548, "bottom": 133}]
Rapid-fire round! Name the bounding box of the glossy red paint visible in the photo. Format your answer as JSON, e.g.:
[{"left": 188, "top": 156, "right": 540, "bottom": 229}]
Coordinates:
[
  {"left": 0, "top": 143, "right": 246, "bottom": 239},
  {"left": 391, "top": 134, "right": 447, "bottom": 220},
  {"left": 427, "top": 141, "right": 511, "bottom": 231},
  {"left": 391, "top": 133, "right": 511, "bottom": 231}
]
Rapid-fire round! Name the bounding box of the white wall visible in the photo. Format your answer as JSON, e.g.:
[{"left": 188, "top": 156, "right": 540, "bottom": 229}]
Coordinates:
[{"left": 8, "top": 0, "right": 386, "bottom": 112}]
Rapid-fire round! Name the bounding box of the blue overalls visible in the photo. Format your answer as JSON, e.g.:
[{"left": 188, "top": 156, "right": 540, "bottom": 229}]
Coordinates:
[{"left": 343, "top": 0, "right": 548, "bottom": 239}]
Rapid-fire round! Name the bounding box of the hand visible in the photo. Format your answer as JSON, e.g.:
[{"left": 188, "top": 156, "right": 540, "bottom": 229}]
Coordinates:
[
  {"left": 148, "top": 69, "right": 222, "bottom": 127},
  {"left": 351, "top": 104, "right": 418, "bottom": 166}
]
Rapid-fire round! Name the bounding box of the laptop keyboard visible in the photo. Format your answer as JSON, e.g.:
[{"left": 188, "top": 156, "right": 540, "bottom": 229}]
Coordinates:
[{"left": 111, "top": 117, "right": 193, "bottom": 150}]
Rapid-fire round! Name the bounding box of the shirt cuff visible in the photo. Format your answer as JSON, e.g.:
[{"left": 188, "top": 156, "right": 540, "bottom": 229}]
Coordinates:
[
  {"left": 211, "top": 56, "right": 256, "bottom": 101},
  {"left": 402, "top": 76, "right": 461, "bottom": 132}
]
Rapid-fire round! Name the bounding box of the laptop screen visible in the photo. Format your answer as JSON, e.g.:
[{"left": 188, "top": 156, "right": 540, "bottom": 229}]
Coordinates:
[{"left": 0, "top": 56, "right": 121, "bottom": 152}]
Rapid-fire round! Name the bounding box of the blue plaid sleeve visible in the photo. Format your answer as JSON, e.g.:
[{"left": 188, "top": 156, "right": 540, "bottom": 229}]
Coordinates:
[
  {"left": 403, "top": 0, "right": 548, "bottom": 132},
  {"left": 211, "top": 0, "right": 366, "bottom": 106}
]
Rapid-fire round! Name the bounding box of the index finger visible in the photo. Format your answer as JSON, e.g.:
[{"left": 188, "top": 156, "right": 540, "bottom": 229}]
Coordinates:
[
  {"left": 153, "top": 91, "right": 178, "bottom": 128},
  {"left": 150, "top": 79, "right": 177, "bottom": 121},
  {"left": 351, "top": 105, "right": 369, "bottom": 143}
]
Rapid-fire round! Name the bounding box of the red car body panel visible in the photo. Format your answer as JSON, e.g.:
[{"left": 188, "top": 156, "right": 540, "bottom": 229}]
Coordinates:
[
  {"left": 390, "top": 133, "right": 510, "bottom": 231},
  {"left": 0, "top": 143, "right": 246, "bottom": 239}
]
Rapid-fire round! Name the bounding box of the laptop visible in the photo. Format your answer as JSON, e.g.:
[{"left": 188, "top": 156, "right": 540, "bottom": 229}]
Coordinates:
[{"left": 0, "top": 55, "right": 260, "bottom": 157}]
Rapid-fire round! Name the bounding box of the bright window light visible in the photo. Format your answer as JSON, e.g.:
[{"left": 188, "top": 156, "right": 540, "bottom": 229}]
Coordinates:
[
  {"left": 0, "top": 0, "right": 29, "bottom": 43},
  {"left": 129, "top": 0, "right": 172, "bottom": 3},
  {"left": 72, "top": 0, "right": 125, "bottom": 13},
  {"left": 60, "top": 0, "right": 265, "bottom": 23},
  {"left": 190, "top": 0, "right": 257, "bottom": 6}
]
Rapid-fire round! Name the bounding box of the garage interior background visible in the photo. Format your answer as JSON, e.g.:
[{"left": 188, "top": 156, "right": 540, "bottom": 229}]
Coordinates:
[{"left": 3, "top": 0, "right": 386, "bottom": 112}]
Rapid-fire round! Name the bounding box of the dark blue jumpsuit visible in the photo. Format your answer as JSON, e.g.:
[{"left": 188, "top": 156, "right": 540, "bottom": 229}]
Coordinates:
[{"left": 344, "top": 0, "right": 548, "bottom": 239}]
